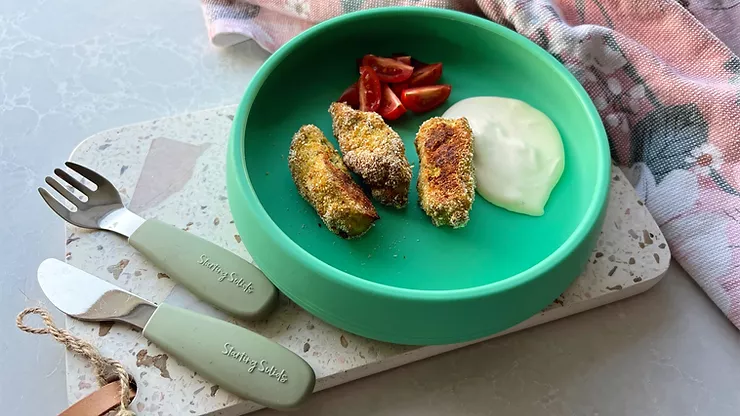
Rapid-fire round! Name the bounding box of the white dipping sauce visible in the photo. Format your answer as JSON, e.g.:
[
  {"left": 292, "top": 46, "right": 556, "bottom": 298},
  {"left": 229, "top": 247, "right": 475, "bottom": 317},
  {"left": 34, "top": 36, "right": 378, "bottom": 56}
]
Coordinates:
[{"left": 442, "top": 97, "right": 564, "bottom": 216}]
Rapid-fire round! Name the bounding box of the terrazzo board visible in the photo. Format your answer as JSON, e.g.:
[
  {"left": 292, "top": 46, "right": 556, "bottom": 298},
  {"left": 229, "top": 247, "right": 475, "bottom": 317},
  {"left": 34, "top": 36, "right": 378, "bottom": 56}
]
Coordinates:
[{"left": 61, "top": 105, "right": 670, "bottom": 416}]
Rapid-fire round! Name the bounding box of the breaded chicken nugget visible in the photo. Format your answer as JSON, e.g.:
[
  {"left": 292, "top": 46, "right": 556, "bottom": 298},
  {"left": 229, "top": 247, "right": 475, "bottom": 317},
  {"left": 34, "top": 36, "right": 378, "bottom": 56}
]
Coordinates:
[
  {"left": 329, "top": 102, "right": 412, "bottom": 208},
  {"left": 288, "top": 124, "right": 379, "bottom": 238},
  {"left": 415, "top": 117, "right": 475, "bottom": 228}
]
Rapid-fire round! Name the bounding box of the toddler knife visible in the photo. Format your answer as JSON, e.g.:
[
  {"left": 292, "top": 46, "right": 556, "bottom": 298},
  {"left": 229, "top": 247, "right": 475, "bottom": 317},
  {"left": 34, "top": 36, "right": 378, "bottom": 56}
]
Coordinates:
[{"left": 37, "top": 258, "right": 315, "bottom": 410}]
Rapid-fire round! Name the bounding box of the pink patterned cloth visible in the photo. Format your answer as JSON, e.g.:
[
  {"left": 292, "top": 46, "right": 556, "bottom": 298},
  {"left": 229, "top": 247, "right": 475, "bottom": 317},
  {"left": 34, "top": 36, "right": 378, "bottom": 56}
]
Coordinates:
[{"left": 201, "top": 0, "right": 740, "bottom": 328}]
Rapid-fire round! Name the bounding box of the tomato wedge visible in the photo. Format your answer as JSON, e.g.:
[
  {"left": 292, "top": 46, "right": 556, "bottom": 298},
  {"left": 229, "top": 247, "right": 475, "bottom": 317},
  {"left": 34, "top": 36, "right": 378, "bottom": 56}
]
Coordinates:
[
  {"left": 392, "top": 53, "right": 428, "bottom": 68},
  {"left": 400, "top": 85, "right": 452, "bottom": 113},
  {"left": 358, "top": 66, "right": 382, "bottom": 112},
  {"left": 361, "top": 54, "right": 413, "bottom": 83},
  {"left": 394, "top": 55, "right": 412, "bottom": 66},
  {"left": 378, "top": 84, "right": 406, "bottom": 121},
  {"left": 338, "top": 82, "right": 359, "bottom": 108},
  {"left": 408, "top": 63, "right": 443, "bottom": 88}
]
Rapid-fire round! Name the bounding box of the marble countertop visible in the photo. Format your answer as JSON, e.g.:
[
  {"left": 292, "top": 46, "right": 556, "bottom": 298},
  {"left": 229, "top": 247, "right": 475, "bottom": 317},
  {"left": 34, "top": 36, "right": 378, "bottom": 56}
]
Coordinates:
[{"left": 1, "top": 0, "right": 740, "bottom": 415}]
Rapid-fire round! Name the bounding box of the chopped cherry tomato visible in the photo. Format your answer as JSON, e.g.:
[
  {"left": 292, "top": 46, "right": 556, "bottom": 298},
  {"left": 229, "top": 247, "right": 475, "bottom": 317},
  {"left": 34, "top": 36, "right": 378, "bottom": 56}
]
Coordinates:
[
  {"left": 392, "top": 53, "right": 427, "bottom": 68},
  {"left": 408, "top": 63, "right": 443, "bottom": 88},
  {"left": 400, "top": 85, "right": 452, "bottom": 113},
  {"left": 358, "top": 66, "right": 382, "bottom": 112},
  {"left": 361, "top": 54, "right": 413, "bottom": 83},
  {"left": 338, "top": 82, "right": 360, "bottom": 108},
  {"left": 378, "top": 84, "right": 406, "bottom": 121},
  {"left": 395, "top": 55, "right": 412, "bottom": 66}
]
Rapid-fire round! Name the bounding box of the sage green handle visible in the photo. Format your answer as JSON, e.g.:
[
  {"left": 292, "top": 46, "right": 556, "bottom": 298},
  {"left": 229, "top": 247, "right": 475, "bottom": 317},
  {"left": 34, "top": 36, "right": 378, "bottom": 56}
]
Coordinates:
[
  {"left": 129, "top": 219, "right": 277, "bottom": 320},
  {"left": 143, "top": 303, "right": 315, "bottom": 409}
]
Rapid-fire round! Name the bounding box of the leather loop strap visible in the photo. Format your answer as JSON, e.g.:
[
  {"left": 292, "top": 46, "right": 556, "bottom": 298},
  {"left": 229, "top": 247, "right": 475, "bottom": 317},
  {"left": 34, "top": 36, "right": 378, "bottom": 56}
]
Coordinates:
[{"left": 59, "top": 382, "right": 136, "bottom": 416}]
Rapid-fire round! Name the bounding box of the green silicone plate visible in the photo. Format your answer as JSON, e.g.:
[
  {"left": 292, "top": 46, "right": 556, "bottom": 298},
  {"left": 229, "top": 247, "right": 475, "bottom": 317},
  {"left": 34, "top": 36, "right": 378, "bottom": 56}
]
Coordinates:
[{"left": 227, "top": 7, "right": 610, "bottom": 345}]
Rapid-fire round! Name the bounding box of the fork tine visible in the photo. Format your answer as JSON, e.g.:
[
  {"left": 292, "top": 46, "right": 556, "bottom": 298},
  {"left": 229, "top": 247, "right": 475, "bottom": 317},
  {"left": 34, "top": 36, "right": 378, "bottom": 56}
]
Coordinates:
[
  {"left": 54, "top": 168, "right": 91, "bottom": 196},
  {"left": 65, "top": 161, "right": 113, "bottom": 188},
  {"left": 38, "top": 187, "right": 73, "bottom": 217},
  {"left": 45, "top": 176, "right": 84, "bottom": 207}
]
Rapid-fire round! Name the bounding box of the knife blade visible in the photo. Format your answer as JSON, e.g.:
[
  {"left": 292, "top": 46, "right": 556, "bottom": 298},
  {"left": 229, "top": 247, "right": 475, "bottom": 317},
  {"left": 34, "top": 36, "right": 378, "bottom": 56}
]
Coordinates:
[
  {"left": 38, "top": 259, "right": 315, "bottom": 410},
  {"left": 38, "top": 259, "right": 157, "bottom": 328}
]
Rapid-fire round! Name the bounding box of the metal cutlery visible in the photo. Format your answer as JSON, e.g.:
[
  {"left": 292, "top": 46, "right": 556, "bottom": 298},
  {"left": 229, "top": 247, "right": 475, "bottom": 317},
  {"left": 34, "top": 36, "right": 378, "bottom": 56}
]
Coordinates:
[
  {"left": 38, "top": 259, "right": 315, "bottom": 409},
  {"left": 39, "top": 161, "right": 277, "bottom": 320}
]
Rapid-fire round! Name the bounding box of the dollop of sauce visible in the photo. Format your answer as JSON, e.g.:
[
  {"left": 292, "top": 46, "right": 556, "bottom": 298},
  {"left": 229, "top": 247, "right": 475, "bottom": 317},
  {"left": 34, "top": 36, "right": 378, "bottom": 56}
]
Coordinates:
[{"left": 442, "top": 97, "right": 564, "bottom": 216}]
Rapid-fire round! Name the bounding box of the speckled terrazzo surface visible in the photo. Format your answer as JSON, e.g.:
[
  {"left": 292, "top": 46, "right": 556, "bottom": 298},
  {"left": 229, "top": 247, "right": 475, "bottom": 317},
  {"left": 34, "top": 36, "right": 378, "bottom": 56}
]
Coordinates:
[{"left": 62, "top": 105, "right": 669, "bottom": 415}]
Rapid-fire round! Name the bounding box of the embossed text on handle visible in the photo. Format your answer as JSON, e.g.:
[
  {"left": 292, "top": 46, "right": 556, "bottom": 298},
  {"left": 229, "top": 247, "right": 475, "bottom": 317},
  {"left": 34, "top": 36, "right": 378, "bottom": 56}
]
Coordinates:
[
  {"left": 198, "top": 254, "right": 254, "bottom": 293},
  {"left": 222, "top": 343, "right": 289, "bottom": 383}
]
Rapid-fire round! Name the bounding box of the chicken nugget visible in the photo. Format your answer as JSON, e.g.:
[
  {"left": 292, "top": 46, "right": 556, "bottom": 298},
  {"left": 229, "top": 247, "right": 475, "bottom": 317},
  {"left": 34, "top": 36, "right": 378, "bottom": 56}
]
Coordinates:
[
  {"left": 415, "top": 117, "right": 475, "bottom": 228},
  {"left": 288, "top": 124, "right": 379, "bottom": 238},
  {"left": 329, "top": 102, "right": 412, "bottom": 208}
]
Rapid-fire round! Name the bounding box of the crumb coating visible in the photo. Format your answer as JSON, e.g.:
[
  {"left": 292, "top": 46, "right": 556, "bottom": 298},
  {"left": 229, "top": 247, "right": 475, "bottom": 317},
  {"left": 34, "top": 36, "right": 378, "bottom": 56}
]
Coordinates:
[
  {"left": 288, "top": 124, "right": 379, "bottom": 238},
  {"left": 414, "top": 117, "right": 475, "bottom": 228},
  {"left": 329, "top": 102, "right": 412, "bottom": 208}
]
